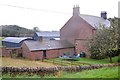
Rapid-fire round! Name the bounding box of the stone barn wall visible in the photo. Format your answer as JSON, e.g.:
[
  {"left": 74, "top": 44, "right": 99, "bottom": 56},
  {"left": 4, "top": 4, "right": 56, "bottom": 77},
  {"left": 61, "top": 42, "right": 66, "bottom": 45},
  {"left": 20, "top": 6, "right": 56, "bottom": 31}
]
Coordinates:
[{"left": 1, "top": 47, "right": 22, "bottom": 57}]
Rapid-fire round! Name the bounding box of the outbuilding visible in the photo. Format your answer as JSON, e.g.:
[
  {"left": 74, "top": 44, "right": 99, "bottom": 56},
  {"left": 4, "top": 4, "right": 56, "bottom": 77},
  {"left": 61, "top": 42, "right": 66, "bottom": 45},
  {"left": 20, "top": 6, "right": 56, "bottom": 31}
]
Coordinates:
[
  {"left": 2, "top": 37, "right": 33, "bottom": 57},
  {"left": 22, "top": 40, "right": 74, "bottom": 60},
  {"left": 2, "top": 37, "right": 33, "bottom": 48},
  {"left": 33, "top": 31, "right": 60, "bottom": 41}
]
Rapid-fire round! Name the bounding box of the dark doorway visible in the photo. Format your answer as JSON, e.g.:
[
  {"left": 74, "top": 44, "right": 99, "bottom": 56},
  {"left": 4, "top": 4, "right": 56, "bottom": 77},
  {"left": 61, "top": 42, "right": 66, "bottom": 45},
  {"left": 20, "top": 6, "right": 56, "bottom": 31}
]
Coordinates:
[{"left": 43, "top": 50, "right": 46, "bottom": 59}]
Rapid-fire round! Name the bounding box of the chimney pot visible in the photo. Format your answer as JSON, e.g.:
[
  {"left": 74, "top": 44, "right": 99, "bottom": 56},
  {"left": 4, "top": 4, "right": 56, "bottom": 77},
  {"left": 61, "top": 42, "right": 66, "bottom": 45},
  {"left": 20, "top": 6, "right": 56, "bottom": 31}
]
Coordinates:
[
  {"left": 101, "top": 11, "right": 107, "bottom": 19},
  {"left": 73, "top": 5, "right": 80, "bottom": 16}
]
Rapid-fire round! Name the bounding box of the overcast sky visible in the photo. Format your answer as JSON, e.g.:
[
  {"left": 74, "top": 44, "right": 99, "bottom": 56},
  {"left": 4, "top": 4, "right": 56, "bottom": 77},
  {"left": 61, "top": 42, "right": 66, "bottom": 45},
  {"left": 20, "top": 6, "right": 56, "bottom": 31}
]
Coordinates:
[{"left": 0, "top": 0, "right": 119, "bottom": 31}]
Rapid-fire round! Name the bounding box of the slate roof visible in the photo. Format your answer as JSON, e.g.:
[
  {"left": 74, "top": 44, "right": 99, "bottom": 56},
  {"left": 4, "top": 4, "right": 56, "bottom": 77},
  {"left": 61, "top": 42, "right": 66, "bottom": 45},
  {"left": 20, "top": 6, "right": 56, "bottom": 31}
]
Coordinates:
[
  {"left": 2, "top": 37, "right": 32, "bottom": 43},
  {"left": 36, "top": 31, "right": 60, "bottom": 38},
  {"left": 24, "top": 40, "right": 74, "bottom": 51},
  {"left": 80, "top": 14, "right": 110, "bottom": 29}
]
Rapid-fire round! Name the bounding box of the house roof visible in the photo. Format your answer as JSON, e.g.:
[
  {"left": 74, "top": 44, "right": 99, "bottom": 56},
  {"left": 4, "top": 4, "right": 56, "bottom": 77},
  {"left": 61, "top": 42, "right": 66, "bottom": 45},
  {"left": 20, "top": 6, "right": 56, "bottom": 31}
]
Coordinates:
[
  {"left": 24, "top": 40, "right": 74, "bottom": 51},
  {"left": 80, "top": 14, "right": 110, "bottom": 29},
  {"left": 36, "top": 31, "right": 60, "bottom": 38},
  {"left": 2, "top": 37, "right": 32, "bottom": 43}
]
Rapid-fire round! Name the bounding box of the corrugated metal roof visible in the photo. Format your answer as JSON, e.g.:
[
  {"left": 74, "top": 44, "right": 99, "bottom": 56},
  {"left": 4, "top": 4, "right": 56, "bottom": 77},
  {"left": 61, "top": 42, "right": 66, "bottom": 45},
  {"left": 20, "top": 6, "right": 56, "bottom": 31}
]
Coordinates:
[
  {"left": 24, "top": 40, "right": 74, "bottom": 51},
  {"left": 80, "top": 14, "right": 110, "bottom": 29},
  {"left": 2, "top": 37, "right": 32, "bottom": 43},
  {"left": 36, "top": 31, "right": 60, "bottom": 38}
]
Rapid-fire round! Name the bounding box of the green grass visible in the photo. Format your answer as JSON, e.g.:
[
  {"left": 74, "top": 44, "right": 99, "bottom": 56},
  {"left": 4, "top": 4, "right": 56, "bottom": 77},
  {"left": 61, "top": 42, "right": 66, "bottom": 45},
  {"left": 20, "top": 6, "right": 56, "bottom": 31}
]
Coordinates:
[
  {"left": 0, "top": 37, "right": 3, "bottom": 40},
  {"left": 44, "top": 58, "right": 90, "bottom": 66},
  {"left": 2, "top": 66, "right": 119, "bottom": 78},
  {"left": 2, "top": 56, "right": 119, "bottom": 78},
  {"left": 2, "top": 57, "right": 57, "bottom": 67},
  {"left": 44, "top": 56, "right": 119, "bottom": 66},
  {"left": 57, "top": 66, "right": 119, "bottom": 78},
  {"left": 76, "top": 56, "right": 119, "bottom": 64},
  {"left": 0, "top": 37, "right": 3, "bottom": 46}
]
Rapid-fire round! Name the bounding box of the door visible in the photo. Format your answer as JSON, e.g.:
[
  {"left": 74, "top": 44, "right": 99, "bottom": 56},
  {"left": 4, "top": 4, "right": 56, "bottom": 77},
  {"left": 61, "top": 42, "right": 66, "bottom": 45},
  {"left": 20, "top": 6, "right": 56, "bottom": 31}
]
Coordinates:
[{"left": 43, "top": 50, "right": 46, "bottom": 59}]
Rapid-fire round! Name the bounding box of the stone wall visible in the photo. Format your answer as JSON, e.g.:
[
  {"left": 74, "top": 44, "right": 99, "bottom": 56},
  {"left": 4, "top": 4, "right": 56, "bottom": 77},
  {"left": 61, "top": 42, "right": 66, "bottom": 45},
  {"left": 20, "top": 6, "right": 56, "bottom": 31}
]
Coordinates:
[{"left": 1, "top": 63, "right": 120, "bottom": 77}]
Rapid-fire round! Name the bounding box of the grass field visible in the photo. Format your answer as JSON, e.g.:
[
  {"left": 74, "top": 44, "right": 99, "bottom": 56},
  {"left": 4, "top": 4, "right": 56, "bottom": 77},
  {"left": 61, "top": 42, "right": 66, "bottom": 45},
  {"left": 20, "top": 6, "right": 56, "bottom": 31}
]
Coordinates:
[
  {"left": 44, "top": 58, "right": 90, "bottom": 66},
  {"left": 2, "top": 66, "right": 119, "bottom": 78},
  {"left": 0, "top": 37, "right": 3, "bottom": 39},
  {"left": 76, "top": 56, "right": 119, "bottom": 64},
  {"left": 1, "top": 56, "right": 119, "bottom": 78},
  {"left": 1, "top": 57, "right": 58, "bottom": 67},
  {"left": 44, "top": 56, "right": 119, "bottom": 66},
  {"left": 0, "top": 37, "right": 3, "bottom": 46},
  {"left": 1, "top": 56, "right": 119, "bottom": 67},
  {"left": 56, "top": 66, "right": 119, "bottom": 78}
]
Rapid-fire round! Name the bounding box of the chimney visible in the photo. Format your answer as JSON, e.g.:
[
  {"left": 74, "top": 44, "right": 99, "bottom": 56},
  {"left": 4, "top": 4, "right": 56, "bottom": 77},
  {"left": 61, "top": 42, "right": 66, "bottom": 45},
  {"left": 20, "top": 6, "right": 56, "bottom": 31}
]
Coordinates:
[
  {"left": 101, "top": 11, "right": 107, "bottom": 19},
  {"left": 73, "top": 5, "right": 80, "bottom": 16}
]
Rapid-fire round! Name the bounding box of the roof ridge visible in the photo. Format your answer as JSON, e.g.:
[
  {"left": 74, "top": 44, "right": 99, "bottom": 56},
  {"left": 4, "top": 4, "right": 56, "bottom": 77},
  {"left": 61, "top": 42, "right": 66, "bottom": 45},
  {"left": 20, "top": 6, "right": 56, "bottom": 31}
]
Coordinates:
[{"left": 80, "top": 14, "right": 101, "bottom": 18}]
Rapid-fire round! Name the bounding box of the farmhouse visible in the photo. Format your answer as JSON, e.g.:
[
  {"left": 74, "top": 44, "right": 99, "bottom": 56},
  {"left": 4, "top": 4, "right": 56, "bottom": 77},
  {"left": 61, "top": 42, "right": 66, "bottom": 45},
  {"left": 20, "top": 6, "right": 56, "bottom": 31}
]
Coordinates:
[{"left": 60, "top": 5, "right": 110, "bottom": 57}]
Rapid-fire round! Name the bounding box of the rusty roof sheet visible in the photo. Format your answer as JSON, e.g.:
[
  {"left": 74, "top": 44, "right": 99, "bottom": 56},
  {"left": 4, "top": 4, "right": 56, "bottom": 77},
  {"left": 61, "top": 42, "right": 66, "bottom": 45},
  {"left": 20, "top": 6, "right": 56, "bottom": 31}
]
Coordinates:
[{"left": 24, "top": 40, "right": 74, "bottom": 51}]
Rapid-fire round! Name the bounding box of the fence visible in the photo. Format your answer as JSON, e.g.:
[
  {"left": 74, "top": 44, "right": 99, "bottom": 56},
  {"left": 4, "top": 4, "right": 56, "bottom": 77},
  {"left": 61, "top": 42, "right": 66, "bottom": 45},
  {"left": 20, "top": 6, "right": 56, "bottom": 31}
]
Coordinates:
[{"left": 44, "top": 59, "right": 91, "bottom": 66}]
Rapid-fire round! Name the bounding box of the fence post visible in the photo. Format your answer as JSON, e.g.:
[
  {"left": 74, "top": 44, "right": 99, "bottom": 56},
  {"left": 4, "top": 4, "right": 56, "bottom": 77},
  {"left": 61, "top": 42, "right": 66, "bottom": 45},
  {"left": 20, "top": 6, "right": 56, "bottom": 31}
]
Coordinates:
[
  {"left": 53, "top": 59, "right": 54, "bottom": 64},
  {"left": 61, "top": 60, "right": 62, "bottom": 66},
  {"left": 71, "top": 61, "right": 72, "bottom": 66},
  {"left": 42, "top": 56, "right": 44, "bottom": 62}
]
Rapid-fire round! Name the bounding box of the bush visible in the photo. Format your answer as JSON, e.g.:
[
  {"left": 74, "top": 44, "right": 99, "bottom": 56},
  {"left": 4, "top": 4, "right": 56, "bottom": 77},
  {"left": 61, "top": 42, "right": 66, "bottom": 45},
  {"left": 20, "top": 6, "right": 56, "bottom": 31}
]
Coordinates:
[
  {"left": 111, "top": 49, "right": 120, "bottom": 57},
  {"left": 90, "top": 49, "right": 120, "bottom": 60},
  {"left": 90, "top": 52, "right": 107, "bottom": 60}
]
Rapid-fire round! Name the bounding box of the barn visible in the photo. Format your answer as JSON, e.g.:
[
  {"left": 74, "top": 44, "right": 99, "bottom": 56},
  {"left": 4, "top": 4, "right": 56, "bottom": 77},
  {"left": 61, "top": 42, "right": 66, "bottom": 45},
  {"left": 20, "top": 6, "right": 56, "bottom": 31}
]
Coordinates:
[
  {"left": 60, "top": 5, "right": 110, "bottom": 57},
  {"left": 21, "top": 40, "right": 74, "bottom": 60},
  {"left": 33, "top": 31, "right": 60, "bottom": 41},
  {"left": 2, "top": 37, "right": 33, "bottom": 48},
  {"left": 2, "top": 37, "right": 33, "bottom": 57}
]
